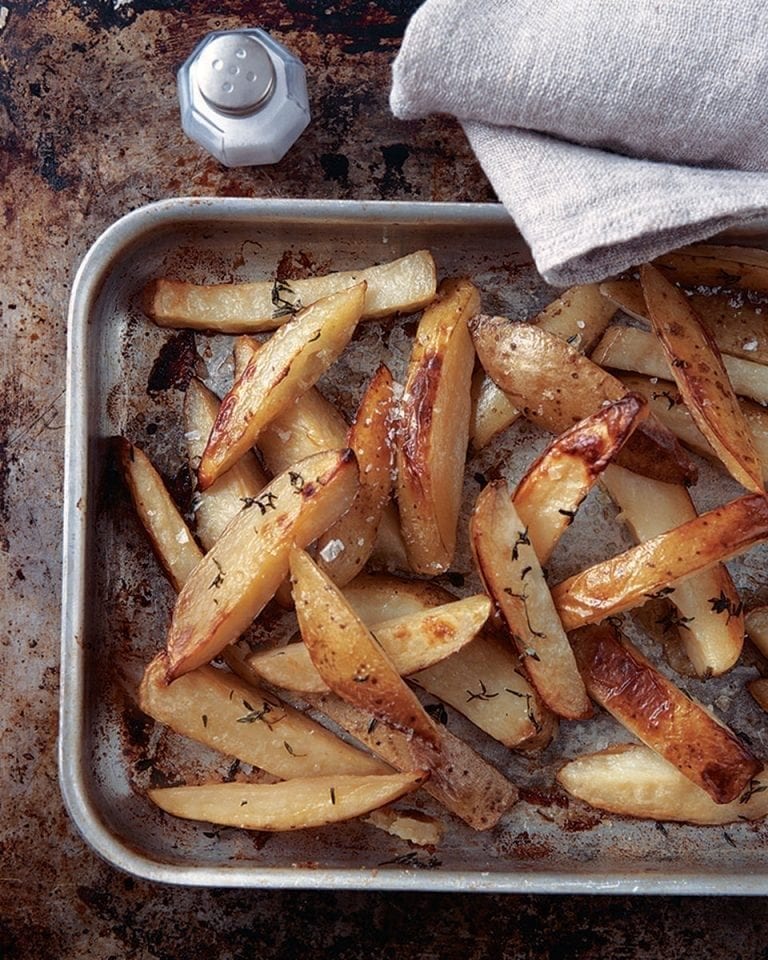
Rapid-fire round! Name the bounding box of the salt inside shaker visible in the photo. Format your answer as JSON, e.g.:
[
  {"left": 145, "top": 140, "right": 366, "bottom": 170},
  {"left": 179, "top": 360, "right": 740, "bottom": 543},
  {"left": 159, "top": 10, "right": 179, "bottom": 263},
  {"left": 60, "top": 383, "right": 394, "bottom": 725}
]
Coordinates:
[{"left": 178, "top": 28, "right": 311, "bottom": 167}]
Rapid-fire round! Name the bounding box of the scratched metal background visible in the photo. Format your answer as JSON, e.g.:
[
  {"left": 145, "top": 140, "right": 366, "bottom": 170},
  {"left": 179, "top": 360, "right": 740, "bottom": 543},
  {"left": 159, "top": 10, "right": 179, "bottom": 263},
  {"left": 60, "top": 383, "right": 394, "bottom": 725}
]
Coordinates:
[{"left": 5, "top": 2, "right": 768, "bottom": 958}]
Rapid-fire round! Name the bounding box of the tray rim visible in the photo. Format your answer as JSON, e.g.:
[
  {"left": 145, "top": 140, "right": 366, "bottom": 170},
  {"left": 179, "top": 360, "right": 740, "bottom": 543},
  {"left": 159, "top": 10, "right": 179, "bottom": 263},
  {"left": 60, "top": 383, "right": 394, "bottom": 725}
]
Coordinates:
[{"left": 60, "top": 196, "right": 768, "bottom": 893}]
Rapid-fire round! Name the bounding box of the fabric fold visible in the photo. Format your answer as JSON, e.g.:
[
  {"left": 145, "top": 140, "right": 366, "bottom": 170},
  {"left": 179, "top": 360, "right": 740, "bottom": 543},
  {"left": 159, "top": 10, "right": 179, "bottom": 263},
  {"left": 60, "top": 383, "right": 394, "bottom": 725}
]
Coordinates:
[{"left": 391, "top": 0, "right": 768, "bottom": 285}]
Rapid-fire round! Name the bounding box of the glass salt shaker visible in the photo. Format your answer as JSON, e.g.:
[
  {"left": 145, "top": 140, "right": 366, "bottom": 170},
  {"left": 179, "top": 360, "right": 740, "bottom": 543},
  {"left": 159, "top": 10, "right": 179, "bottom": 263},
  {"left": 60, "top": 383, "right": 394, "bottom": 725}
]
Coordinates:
[{"left": 178, "top": 28, "right": 311, "bottom": 167}]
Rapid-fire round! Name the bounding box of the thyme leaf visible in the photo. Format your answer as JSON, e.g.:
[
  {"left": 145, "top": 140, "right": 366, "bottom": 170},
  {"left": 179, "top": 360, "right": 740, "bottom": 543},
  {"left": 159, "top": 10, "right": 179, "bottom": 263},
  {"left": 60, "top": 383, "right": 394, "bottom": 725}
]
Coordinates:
[
  {"left": 644, "top": 586, "right": 676, "bottom": 600},
  {"left": 271, "top": 279, "right": 302, "bottom": 319},
  {"left": 656, "top": 610, "right": 694, "bottom": 633},
  {"left": 241, "top": 490, "right": 279, "bottom": 515},
  {"left": 466, "top": 679, "right": 499, "bottom": 702},
  {"left": 209, "top": 557, "right": 225, "bottom": 590},
  {"left": 651, "top": 389, "right": 678, "bottom": 411},
  {"left": 511, "top": 527, "right": 531, "bottom": 562},
  {"left": 740, "top": 779, "right": 768, "bottom": 804},
  {"left": 708, "top": 591, "right": 744, "bottom": 622}
]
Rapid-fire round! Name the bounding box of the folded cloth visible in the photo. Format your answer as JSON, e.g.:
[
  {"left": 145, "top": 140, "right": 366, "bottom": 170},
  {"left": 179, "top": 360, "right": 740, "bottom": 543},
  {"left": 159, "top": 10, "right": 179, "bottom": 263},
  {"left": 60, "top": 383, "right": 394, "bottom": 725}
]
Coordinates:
[{"left": 390, "top": 0, "right": 768, "bottom": 285}]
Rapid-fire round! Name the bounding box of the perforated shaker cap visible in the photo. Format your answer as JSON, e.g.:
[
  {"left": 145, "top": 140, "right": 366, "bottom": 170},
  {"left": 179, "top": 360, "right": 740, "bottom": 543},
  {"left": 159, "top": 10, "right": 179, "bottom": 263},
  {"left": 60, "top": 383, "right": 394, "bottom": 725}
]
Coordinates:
[{"left": 193, "top": 32, "right": 276, "bottom": 115}]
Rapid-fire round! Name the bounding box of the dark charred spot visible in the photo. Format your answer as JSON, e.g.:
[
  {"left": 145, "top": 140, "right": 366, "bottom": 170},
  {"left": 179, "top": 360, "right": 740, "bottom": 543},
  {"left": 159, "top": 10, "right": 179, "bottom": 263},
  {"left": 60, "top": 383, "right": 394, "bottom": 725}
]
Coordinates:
[
  {"left": 0, "top": 440, "right": 12, "bottom": 548},
  {"left": 320, "top": 153, "right": 350, "bottom": 186},
  {"left": 148, "top": 766, "right": 185, "bottom": 789},
  {"left": 123, "top": 701, "right": 153, "bottom": 751},
  {"left": 378, "top": 143, "right": 412, "bottom": 195},
  {"left": 70, "top": 0, "right": 182, "bottom": 32},
  {"left": 275, "top": 248, "right": 330, "bottom": 282},
  {"left": 561, "top": 811, "right": 603, "bottom": 832},
  {"left": 36, "top": 131, "right": 76, "bottom": 192},
  {"left": 518, "top": 786, "right": 569, "bottom": 809},
  {"left": 165, "top": 464, "right": 194, "bottom": 513},
  {"left": 147, "top": 331, "right": 197, "bottom": 395},
  {"left": 562, "top": 431, "right": 604, "bottom": 468},
  {"left": 590, "top": 636, "right": 674, "bottom": 729},
  {"left": 700, "top": 763, "right": 748, "bottom": 804},
  {"left": 401, "top": 316, "right": 420, "bottom": 338},
  {"left": 507, "top": 831, "right": 553, "bottom": 860}
]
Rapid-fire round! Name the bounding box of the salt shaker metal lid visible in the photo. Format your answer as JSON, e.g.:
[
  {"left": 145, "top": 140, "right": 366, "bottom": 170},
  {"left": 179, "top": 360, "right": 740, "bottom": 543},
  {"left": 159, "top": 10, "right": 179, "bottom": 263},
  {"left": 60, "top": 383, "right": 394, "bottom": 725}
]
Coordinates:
[{"left": 178, "top": 28, "right": 310, "bottom": 168}]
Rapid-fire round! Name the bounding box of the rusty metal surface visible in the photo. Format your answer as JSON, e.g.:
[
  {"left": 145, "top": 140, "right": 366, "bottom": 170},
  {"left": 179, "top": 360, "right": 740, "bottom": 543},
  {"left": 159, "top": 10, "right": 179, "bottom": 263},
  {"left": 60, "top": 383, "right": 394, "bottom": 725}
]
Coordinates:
[{"left": 4, "top": 1, "right": 768, "bottom": 956}]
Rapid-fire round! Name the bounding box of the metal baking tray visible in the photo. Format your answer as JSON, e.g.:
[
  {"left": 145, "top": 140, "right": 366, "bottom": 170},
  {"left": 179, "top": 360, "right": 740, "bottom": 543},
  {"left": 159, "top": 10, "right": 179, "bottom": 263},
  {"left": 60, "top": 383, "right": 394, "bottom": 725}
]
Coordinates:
[{"left": 61, "top": 197, "right": 768, "bottom": 892}]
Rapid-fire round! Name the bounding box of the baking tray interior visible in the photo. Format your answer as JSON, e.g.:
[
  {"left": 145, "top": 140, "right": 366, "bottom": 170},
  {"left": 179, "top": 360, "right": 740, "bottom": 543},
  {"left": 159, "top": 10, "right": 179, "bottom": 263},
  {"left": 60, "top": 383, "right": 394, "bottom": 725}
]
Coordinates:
[{"left": 61, "top": 199, "right": 768, "bottom": 891}]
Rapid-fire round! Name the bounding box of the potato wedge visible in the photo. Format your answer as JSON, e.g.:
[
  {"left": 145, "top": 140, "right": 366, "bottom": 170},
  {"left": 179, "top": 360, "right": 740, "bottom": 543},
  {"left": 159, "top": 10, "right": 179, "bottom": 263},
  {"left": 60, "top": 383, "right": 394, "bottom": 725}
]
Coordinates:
[
  {"left": 396, "top": 278, "right": 479, "bottom": 574},
  {"left": 365, "top": 807, "right": 444, "bottom": 846},
  {"left": 592, "top": 324, "right": 768, "bottom": 407},
  {"left": 135, "top": 516, "right": 387, "bottom": 779},
  {"left": 225, "top": 635, "right": 520, "bottom": 829},
  {"left": 368, "top": 506, "right": 411, "bottom": 572},
  {"left": 290, "top": 547, "right": 439, "bottom": 746},
  {"left": 570, "top": 623, "right": 760, "bottom": 803},
  {"left": 471, "top": 481, "right": 591, "bottom": 719},
  {"left": 641, "top": 263, "right": 764, "bottom": 493},
  {"left": 342, "top": 572, "right": 447, "bottom": 621},
  {"left": 343, "top": 574, "right": 552, "bottom": 748},
  {"left": 118, "top": 438, "right": 203, "bottom": 592},
  {"left": 655, "top": 243, "right": 768, "bottom": 294},
  {"left": 183, "top": 379, "right": 270, "bottom": 548},
  {"left": 166, "top": 448, "right": 359, "bottom": 679},
  {"left": 245, "top": 595, "right": 491, "bottom": 693},
  {"left": 745, "top": 606, "right": 768, "bottom": 658},
  {"left": 304, "top": 691, "right": 518, "bottom": 830},
  {"left": 470, "top": 316, "right": 697, "bottom": 486},
  {"left": 470, "top": 365, "right": 523, "bottom": 452},
  {"left": 553, "top": 493, "right": 768, "bottom": 630},
  {"left": 512, "top": 394, "right": 648, "bottom": 564},
  {"left": 616, "top": 373, "right": 768, "bottom": 482},
  {"left": 317, "top": 364, "right": 395, "bottom": 585},
  {"left": 600, "top": 278, "right": 768, "bottom": 365},
  {"left": 183, "top": 377, "right": 292, "bottom": 608},
  {"left": 142, "top": 250, "right": 437, "bottom": 333},
  {"left": 748, "top": 677, "right": 768, "bottom": 713},
  {"left": 558, "top": 744, "right": 768, "bottom": 824},
  {"left": 470, "top": 283, "right": 617, "bottom": 449},
  {"left": 199, "top": 283, "right": 366, "bottom": 488},
  {"left": 411, "top": 631, "right": 556, "bottom": 751},
  {"left": 235, "top": 335, "right": 410, "bottom": 574},
  {"left": 232, "top": 335, "right": 350, "bottom": 469},
  {"left": 140, "top": 653, "right": 387, "bottom": 778},
  {"left": 148, "top": 771, "right": 426, "bottom": 831},
  {"left": 600, "top": 464, "right": 744, "bottom": 677}
]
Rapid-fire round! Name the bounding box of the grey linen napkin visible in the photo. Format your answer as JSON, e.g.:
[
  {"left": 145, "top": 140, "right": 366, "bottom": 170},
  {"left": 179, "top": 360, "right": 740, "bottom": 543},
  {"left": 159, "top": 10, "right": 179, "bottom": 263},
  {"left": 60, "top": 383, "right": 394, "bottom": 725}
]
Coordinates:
[{"left": 390, "top": 0, "right": 768, "bottom": 285}]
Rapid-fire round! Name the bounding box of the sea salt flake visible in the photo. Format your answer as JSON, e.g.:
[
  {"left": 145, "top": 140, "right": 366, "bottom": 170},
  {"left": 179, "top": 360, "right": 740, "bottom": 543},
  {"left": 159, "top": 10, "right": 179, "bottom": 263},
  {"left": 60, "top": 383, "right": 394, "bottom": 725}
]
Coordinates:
[{"left": 319, "top": 539, "right": 344, "bottom": 562}]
